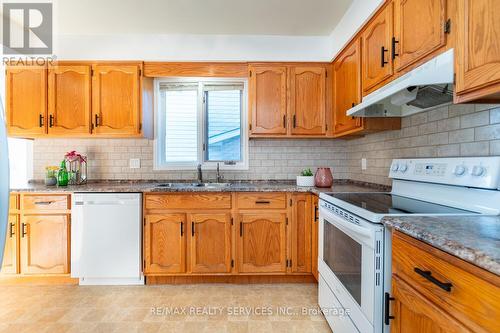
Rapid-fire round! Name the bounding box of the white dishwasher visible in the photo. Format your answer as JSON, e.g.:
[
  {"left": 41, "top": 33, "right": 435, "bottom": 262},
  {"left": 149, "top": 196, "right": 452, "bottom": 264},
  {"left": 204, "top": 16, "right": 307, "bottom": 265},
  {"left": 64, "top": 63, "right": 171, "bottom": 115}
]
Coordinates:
[{"left": 71, "top": 193, "right": 144, "bottom": 285}]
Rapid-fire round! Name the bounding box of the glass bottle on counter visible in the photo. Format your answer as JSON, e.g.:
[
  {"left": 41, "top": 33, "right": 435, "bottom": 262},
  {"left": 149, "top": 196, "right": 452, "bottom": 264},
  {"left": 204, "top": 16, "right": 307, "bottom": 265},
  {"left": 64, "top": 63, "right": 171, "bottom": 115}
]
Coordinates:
[{"left": 57, "top": 160, "right": 69, "bottom": 187}]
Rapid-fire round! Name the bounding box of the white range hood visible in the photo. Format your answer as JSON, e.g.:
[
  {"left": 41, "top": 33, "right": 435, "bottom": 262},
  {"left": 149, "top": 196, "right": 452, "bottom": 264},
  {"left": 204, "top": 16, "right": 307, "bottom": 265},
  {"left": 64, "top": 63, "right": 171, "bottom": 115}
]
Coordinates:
[{"left": 347, "top": 49, "right": 454, "bottom": 117}]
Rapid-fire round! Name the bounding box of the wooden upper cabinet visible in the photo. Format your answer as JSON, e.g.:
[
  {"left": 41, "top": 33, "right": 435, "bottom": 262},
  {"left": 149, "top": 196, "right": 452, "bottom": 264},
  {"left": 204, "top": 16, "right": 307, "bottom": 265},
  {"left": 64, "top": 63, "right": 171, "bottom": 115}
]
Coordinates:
[
  {"left": 92, "top": 65, "right": 141, "bottom": 136},
  {"left": 393, "top": 0, "right": 447, "bottom": 72},
  {"left": 144, "top": 214, "right": 186, "bottom": 274},
  {"left": 289, "top": 66, "right": 326, "bottom": 135},
  {"left": 249, "top": 65, "right": 288, "bottom": 135},
  {"left": 20, "top": 215, "right": 70, "bottom": 275},
  {"left": 391, "top": 276, "right": 471, "bottom": 333},
  {"left": 6, "top": 66, "right": 47, "bottom": 137},
  {"left": 455, "top": 0, "right": 500, "bottom": 102},
  {"left": 362, "top": 2, "right": 394, "bottom": 94},
  {"left": 190, "top": 213, "right": 232, "bottom": 273},
  {"left": 1, "top": 215, "right": 19, "bottom": 274},
  {"left": 290, "top": 194, "right": 312, "bottom": 273},
  {"left": 48, "top": 65, "right": 91, "bottom": 135},
  {"left": 238, "top": 213, "right": 287, "bottom": 273},
  {"left": 333, "top": 39, "right": 363, "bottom": 136}
]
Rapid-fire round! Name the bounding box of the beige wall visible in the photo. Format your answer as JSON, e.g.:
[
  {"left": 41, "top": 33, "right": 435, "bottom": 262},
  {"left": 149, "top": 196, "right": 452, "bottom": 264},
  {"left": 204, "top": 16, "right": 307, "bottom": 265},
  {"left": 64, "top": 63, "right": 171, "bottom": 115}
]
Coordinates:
[{"left": 32, "top": 104, "right": 499, "bottom": 185}]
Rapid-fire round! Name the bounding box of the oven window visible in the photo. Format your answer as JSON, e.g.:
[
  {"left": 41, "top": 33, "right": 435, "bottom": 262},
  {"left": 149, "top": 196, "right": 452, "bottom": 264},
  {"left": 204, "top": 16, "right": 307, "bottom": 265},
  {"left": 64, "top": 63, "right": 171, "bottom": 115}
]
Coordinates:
[{"left": 323, "top": 220, "right": 362, "bottom": 305}]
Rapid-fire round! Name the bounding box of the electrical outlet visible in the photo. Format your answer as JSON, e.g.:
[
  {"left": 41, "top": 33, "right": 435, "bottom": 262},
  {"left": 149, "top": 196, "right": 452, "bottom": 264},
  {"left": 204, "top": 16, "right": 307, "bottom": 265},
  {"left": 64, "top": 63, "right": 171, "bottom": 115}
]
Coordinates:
[
  {"left": 361, "top": 158, "right": 367, "bottom": 170},
  {"left": 129, "top": 158, "right": 141, "bottom": 169}
]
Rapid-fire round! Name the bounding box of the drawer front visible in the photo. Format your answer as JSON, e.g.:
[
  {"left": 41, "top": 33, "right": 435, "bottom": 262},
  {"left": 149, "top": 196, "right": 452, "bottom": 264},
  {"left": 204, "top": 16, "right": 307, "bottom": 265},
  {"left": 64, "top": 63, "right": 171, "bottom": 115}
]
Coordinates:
[
  {"left": 236, "top": 193, "right": 286, "bottom": 209},
  {"left": 145, "top": 194, "right": 231, "bottom": 210},
  {"left": 392, "top": 232, "right": 500, "bottom": 332},
  {"left": 22, "top": 194, "right": 70, "bottom": 211},
  {"left": 9, "top": 194, "right": 18, "bottom": 210}
]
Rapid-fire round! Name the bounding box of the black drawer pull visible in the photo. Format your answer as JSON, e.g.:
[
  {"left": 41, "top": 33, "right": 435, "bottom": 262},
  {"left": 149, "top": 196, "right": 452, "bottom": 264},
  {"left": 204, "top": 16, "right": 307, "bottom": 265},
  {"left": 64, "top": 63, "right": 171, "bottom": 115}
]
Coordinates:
[
  {"left": 255, "top": 200, "right": 271, "bottom": 204},
  {"left": 414, "top": 267, "right": 453, "bottom": 292},
  {"left": 34, "top": 201, "right": 55, "bottom": 205}
]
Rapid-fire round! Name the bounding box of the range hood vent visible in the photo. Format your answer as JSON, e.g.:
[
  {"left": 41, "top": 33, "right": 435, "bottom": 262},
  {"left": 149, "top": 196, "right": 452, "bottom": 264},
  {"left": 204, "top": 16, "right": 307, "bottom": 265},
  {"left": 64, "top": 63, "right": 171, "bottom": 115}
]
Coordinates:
[{"left": 347, "top": 49, "right": 454, "bottom": 118}]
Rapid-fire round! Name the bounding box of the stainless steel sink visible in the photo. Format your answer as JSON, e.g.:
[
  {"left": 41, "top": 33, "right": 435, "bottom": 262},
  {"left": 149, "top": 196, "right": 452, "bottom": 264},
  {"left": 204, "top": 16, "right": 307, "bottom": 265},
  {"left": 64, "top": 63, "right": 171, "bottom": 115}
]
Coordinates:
[{"left": 155, "top": 182, "right": 231, "bottom": 188}]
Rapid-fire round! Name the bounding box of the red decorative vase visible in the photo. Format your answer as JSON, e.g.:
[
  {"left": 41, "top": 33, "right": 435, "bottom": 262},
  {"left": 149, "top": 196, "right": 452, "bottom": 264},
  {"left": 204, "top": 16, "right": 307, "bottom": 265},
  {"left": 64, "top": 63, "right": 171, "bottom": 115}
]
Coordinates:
[{"left": 314, "top": 168, "right": 333, "bottom": 187}]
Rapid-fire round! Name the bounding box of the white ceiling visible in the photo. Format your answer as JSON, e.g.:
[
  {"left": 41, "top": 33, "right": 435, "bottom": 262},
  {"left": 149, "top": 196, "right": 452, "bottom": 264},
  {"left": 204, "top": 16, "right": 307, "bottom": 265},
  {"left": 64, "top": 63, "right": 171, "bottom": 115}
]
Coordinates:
[{"left": 56, "top": 0, "right": 353, "bottom": 36}]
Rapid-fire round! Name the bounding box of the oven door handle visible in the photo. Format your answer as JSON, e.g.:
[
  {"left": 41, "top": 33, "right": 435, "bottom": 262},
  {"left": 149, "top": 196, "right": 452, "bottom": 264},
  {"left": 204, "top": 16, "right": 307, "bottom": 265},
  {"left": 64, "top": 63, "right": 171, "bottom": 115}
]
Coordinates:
[{"left": 320, "top": 207, "right": 375, "bottom": 242}]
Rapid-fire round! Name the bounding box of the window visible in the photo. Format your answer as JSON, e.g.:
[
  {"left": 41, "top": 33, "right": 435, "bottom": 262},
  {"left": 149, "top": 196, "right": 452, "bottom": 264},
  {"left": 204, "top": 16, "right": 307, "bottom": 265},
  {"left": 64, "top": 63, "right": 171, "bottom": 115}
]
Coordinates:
[{"left": 155, "top": 78, "right": 248, "bottom": 170}]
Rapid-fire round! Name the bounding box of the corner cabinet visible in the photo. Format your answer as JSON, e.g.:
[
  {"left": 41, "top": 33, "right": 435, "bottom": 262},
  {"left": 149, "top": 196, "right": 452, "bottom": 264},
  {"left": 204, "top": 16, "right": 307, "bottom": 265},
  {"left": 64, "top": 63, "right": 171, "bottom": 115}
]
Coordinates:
[
  {"left": 6, "top": 66, "right": 47, "bottom": 137},
  {"left": 455, "top": 0, "right": 500, "bottom": 103}
]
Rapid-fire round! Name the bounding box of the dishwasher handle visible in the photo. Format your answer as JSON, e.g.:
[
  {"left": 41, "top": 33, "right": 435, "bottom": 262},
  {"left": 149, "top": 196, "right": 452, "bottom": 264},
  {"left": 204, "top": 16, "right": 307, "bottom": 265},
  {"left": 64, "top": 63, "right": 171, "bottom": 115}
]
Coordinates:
[{"left": 74, "top": 200, "right": 130, "bottom": 206}]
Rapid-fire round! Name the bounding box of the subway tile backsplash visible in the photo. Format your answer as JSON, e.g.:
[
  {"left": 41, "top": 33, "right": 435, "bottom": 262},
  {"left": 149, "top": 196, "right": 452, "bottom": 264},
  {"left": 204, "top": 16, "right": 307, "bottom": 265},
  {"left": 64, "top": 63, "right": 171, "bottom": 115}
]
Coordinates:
[{"left": 32, "top": 104, "right": 500, "bottom": 185}]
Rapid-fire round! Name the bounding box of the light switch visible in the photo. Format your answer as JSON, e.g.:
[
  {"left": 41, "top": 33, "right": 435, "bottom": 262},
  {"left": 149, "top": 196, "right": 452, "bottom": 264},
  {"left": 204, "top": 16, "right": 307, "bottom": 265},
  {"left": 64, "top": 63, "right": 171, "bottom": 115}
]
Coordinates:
[
  {"left": 361, "top": 158, "right": 367, "bottom": 170},
  {"left": 129, "top": 158, "right": 141, "bottom": 169}
]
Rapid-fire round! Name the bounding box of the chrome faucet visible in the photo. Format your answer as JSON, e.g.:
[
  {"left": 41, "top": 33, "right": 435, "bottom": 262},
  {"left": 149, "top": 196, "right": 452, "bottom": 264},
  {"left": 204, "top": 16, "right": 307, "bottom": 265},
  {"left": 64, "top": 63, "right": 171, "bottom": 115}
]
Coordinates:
[
  {"left": 197, "top": 164, "right": 203, "bottom": 184},
  {"left": 216, "top": 163, "right": 224, "bottom": 183}
]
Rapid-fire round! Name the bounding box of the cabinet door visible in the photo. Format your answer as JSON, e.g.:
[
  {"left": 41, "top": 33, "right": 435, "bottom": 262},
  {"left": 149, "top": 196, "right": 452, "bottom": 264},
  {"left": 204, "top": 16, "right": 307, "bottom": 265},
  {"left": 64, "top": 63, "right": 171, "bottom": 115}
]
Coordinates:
[
  {"left": 311, "top": 195, "right": 319, "bottom": 280},
  {"left": 92, "top": 65, "right": 141, "bottom": 136},
  {"left": 20, "top": 215, "right": 70, "bottom": 274},
  {"left": 249, "top": 66, "right": 288, "bottom": 135},
  {"left": 394, "top": 0, "right": 447, "bottom": 72},
  {"left": 144, "top": 214, "right": 186, "bottom": 274},
  {"left": 190, "top": 213, "right": 231, "bottom": 273},
  {"left": 1, "top": 215, "right": 19, "bottom": 274},
  {"left": 289, "top": 67, "right": 326, "bottom": 135},
  {"left": 456, "top": 0, "right": 500, "bottom": 99},
  {"left": 391, "top": 276, "right": 472, "bottom": 333},
  {"left": 290, "top": 194, "right": 312, "bottom": 273},
  {"left": 333, "top": 39, "right": 364, "bottom": 135},
  {"left": 238, "top": 213, "right": 287, "bottom": 273},
  {"left": 362, "top": 3, "right": 394, "bottom": 94},
  {"left": 48, "top": 65, "right": 91, "bottom": 135},
  {"left": 6, "top": 66, "right": 47, "bottom": 136}
]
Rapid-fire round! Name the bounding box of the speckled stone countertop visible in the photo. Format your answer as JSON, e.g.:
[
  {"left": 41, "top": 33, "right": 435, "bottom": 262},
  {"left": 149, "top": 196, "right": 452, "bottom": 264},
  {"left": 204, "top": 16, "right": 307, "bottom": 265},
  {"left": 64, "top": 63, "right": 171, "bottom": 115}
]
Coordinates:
[
  {"left": 384, "top": 216, "right": 500, "bottom": 276},
  {"left": 10, "top": 179, "right": 390, "bottom": 195}
]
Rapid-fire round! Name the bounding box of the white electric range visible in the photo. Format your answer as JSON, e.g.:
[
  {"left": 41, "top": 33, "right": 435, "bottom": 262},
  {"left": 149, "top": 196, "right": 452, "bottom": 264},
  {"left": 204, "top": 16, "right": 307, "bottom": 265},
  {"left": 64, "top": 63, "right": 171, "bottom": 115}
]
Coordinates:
[{"left": 318, "top": 157, "right": 500, "bottom": 333}]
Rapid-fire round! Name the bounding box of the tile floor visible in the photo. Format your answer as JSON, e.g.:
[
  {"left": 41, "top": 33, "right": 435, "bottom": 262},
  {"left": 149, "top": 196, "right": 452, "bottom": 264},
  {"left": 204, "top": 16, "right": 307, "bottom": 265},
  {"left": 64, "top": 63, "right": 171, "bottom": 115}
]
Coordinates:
[{"left": 0, "top": 283, "right": 331, "bottom": 333}]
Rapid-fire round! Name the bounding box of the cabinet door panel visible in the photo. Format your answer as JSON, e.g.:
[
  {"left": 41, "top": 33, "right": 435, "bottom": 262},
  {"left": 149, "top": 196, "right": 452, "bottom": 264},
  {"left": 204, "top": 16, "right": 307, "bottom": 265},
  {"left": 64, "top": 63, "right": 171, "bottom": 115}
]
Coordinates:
[
  {"left": 362, "top": 3, "right": 393, "bottom": 94},
  {"left": 311, "top": 195, "right": 319, "bottom": 280},
  {"left": 290, "top": 194, "right": 311, "bottom": 273},
  {"left": 456, "top": 0, "right": 500, "bottom": 96},
  {"left": 48, "top": 65, "right": 91, "bottom": 135},
  {"left": 290, "top": 67, "right": 326, "bottom": 135},
  {"left": 6, "top": 66, "right": 47, "bottom": 136},
  {"left": 333, "top": 39, "right": 363, "bottom": 135},
  {"left": 391, "top": 276, "right": 472, "bottom": 333},
  {"left": 144, "top": 214, "right": 186, "bottom": 274},
  {"left": 1, "top": 215, "right": 19, "bottom": 274},
  {"left": 92, "top": 65, "right": 140, "bottom": 135},
  {"left": 238, "top": 213, "right": 286, "bottom": 273},
  {"left": 20, "top": 215, "right": 69, "bottom": 274},
  {"left": 394, "top": 0, "right": 447, "bottom": 72},
  {"left": 190, "top": 213, "right": 231, "bottom": 273},
  {"left": 249, "top": 66, "right": 287, "bottom": 135}
]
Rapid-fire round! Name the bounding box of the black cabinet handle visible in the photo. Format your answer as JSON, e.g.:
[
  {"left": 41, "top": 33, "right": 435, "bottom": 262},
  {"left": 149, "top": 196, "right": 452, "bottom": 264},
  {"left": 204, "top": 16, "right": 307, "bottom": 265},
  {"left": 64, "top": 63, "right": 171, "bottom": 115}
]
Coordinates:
[
  {"left": 39, "top": 114, "right": 44, "bottom": 127},
  {"left": 9, "top": 223, "right": 15, "bottom": 238},
  {"left": 283, "top": 115, "right": 286, "bottom": 128},
  {"left": 391, "top": 37, "right": 399, "bottom": 60},
  {"left": 414, "top": 267, "right": 453, "bottom": 292},
  {"left": 381, "top": 46, "right": 389, "bottom": 67},
  {"left": 49, "top": 115, "right": 54, "bottom": 128},
  {"left": 180, "top": 222, "right": 183, "bottom": 237},
  {"left": 293, "top": 115, "right": 296, "bottom": 128},
  {"left": 255, "top": 200, "right": 271, "bottom": 204},
  {"left": 21, "top": 223, "right": 27, "bottom": 238},
  {"left": 240, "top": 222, "right": 243, "bottom": 237},
  {"left": 191, "top": 221, "right": 195, "bottom": 236},
  {"left": 34, "top": 201, "right": 55, "bottom": 205},
  {"left": 314, "top": 206, "right": 318, "bottom": 222},
  {"left": 95, "top": 114, "right": 100, "bottom": 127},
  {"left": 384, "top": 292, "right": 395, "bottom": 325}
]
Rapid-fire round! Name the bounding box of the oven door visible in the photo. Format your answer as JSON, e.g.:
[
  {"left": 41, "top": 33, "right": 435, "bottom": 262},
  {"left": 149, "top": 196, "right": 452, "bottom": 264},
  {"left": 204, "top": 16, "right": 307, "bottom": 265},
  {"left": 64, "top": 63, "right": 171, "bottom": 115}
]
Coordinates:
[{"left": 319, "top": 203, "right": 384, "bottom": 333}]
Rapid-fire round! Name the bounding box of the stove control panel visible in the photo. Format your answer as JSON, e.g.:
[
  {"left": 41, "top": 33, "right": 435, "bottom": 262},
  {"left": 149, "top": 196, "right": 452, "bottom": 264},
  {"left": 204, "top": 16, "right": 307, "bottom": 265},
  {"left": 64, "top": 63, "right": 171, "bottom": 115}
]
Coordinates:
[{"left": 389, "top": 157, "right": 500, "bottom": 189}]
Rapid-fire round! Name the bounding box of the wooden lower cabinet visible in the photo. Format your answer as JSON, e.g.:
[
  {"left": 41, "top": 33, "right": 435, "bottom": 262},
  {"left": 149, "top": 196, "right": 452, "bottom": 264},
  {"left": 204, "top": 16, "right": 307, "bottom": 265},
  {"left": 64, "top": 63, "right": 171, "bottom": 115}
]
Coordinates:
[
  {"left": 289, "top": 194, "right": 311, "bottom": 273},
  {"left": 238, "top": 212, "right": 287, "bottom": 273},
  {"left": 311, "top": 195, "right": 319, "bottom": 280},
  {"left": 190, "top": 213, "right": 232, "bottom": 273},
  {"left": 1, "top": 215, "right": 19, "bottom": 274},
  {"left": 144, "top": 214, "right": 186, "bottom": 274}
]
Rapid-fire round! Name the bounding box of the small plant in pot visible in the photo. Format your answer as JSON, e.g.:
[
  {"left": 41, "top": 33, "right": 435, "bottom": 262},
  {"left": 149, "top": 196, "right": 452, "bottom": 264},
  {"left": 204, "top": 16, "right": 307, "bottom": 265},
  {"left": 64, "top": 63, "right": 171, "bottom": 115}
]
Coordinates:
[
  {"left": 297, "top": 168, "right": 315, "bottom": 187},
  {"left": 45, "top": 166, "right": 59, "bottom": 186}
]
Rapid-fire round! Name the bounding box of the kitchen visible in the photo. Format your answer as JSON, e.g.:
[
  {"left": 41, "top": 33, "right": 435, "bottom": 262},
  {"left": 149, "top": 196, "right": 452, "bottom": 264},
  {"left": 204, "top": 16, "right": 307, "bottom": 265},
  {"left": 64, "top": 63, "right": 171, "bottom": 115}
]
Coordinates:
[{"left": 0, "top": 0, "right": 499, "bottom": 332}]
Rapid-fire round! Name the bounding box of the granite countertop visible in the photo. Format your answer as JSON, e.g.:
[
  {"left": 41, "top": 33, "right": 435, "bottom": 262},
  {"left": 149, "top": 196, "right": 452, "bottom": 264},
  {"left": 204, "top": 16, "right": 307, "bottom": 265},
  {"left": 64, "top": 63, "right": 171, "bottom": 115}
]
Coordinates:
[
  {"left": 384, "top": 215, "right": 500, "bottom": 276},
  {"left": 9, "top": 179, "right": 390, "bottom": 195}
]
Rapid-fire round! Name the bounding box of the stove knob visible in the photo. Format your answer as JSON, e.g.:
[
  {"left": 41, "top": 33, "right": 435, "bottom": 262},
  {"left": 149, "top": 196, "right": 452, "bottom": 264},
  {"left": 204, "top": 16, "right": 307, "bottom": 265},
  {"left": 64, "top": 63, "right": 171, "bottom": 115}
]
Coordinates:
[
  {"left": 471, "top": 166, "right": 485, "bottom": 177},
  {"left": 391, "top": 163, "right": 399, "bottom": 172},
  {"left": 453, "top": 165, "right": 467, "bottom": 176},
  {"left": 399, "top": 164, "right": 408, "bottom": 173}
]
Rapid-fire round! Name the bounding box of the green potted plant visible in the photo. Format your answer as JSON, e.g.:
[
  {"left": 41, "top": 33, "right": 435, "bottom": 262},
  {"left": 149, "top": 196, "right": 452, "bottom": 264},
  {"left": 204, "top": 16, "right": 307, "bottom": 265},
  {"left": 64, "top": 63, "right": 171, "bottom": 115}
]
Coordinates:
[
  {"left": 45, "top": 166, "right": 58, "bottom": 186},
  {"left": 297, "top": 168, "right": 315, "bottom": 187}
]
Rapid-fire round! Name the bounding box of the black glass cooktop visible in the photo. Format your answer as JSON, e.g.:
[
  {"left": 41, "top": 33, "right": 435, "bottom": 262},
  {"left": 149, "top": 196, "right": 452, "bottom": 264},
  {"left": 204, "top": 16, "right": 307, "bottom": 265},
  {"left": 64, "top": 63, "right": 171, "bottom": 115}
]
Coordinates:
[{"left": 328, "top": 192, "right": 477, "bottom": 215}]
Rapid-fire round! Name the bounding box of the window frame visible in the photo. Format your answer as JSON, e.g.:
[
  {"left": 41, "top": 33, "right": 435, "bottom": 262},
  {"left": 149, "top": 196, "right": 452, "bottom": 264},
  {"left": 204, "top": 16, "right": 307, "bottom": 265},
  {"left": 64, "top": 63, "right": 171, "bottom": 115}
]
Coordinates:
[{"left": 154, "top": 77, "right": 249, "bottom": 171}]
